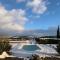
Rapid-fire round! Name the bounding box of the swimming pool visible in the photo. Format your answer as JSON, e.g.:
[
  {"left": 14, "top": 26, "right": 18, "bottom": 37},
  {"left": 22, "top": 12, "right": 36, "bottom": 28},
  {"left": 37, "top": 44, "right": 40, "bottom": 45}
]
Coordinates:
[
  {"left": 10, "top": 44, "right": 58, "bottom": 58},
  {"left": 22, "top": 45, "right": 40, "bottom": 51}
]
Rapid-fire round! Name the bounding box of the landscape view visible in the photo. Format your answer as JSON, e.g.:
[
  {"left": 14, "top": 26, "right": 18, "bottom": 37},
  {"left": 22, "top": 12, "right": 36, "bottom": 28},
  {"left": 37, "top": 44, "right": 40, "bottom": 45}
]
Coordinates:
[{"left": 0, "top": 0, "right": 60, "bottom": 60}]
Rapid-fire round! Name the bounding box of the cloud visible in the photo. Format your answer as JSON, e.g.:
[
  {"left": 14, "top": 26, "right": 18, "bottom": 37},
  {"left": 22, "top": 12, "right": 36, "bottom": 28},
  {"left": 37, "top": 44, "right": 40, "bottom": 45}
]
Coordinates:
[
  {"left": 27, "top": 0, "right": 47, "bottom": 14},
  {"left": 0, "top": 5, "right": 28, "bottom": 32}
]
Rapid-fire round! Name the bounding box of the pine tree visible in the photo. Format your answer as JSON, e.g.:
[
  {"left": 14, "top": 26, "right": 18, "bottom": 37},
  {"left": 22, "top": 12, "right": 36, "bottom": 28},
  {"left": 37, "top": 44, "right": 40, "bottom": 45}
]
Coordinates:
[{"left": 57, "top": 26, "right": 60, "bottom": 38}]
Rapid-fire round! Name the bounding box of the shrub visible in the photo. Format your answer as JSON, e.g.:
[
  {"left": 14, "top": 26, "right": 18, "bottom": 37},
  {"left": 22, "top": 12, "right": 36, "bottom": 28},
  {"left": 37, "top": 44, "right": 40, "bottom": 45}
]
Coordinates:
[
  {"left": 30, "top": 54, "right": 40, "bottom": 60},
  {"left": 0, "top": 40, "right": 11, "bottom": 54}
]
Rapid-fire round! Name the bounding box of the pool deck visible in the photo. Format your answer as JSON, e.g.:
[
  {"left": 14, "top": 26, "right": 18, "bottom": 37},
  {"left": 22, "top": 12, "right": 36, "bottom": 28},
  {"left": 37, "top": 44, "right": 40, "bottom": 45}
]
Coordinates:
[{"left": 10, "top": 44, "right": 58, "bottom": 58}]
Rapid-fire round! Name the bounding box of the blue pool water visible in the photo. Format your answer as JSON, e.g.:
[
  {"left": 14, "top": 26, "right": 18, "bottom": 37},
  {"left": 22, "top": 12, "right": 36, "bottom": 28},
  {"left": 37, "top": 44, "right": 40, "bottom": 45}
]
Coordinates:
[{"left": 22, "top": 45, "right": 40, "bottom": 51}]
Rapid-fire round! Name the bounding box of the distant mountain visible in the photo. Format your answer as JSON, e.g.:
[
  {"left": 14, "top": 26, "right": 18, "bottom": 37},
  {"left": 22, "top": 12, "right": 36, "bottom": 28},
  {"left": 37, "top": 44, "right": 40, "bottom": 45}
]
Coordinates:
[
  {"left": 0, "top": 28, "right": 57, "bottom": 37},
  {"left": 18, "top": 29, "right": 57, "bottom": 37}
]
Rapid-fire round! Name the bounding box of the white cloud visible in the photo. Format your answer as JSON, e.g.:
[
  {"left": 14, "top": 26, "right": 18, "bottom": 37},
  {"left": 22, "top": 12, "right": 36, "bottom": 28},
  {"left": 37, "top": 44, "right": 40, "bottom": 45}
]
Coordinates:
[
  {"left": 0, "top": 5, "right": 28, "bottom": 32},
  {"left": 27, "top": 0, "right": 47, "bottom": 14}
]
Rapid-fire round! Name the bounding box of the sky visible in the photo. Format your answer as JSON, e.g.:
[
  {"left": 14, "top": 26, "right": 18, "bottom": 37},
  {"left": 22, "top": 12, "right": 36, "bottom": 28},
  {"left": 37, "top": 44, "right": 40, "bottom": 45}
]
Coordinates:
[{"left": 0, "top": 0, "right": 60, "bottom": 33}]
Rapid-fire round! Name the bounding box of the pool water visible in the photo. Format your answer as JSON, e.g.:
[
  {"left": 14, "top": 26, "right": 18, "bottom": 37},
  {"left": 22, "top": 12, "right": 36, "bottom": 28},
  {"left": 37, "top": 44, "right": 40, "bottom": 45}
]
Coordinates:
[{"left": 22, "top": 45, "right": 40, "bottom": 51}]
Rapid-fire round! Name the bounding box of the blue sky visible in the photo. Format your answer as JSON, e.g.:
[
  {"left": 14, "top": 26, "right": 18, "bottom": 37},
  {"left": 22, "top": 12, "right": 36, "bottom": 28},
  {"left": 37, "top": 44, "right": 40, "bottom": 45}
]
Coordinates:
[{"left": 0, "top": 0, "right": 60, "bottom": 32}]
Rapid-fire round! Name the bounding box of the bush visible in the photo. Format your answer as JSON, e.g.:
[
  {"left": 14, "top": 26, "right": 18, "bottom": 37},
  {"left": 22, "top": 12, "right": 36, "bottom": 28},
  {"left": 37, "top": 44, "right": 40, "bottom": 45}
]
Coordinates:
[
  {"left": 30, "top": 54, "right": 40, "bottom": 60},
  {"left": 0, "top": 40, "right": 11, "bottom": 54}
]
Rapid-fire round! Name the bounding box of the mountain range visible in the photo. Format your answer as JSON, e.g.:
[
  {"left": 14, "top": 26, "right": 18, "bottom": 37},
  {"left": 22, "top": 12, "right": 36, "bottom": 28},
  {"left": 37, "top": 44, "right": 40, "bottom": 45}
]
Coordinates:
[{"left": 0, "top": 28, "right": 57, "bottom": 37}]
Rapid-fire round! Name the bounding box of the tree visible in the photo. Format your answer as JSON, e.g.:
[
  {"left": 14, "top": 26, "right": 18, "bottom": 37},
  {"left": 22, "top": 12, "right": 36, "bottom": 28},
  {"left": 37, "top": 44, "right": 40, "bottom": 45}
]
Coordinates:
[
  {"left": 57, "top": 26, "right": 60, "bottom": 38},
  {"left": 0, "top": 40, "right": 11, "bottom": 54}
]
